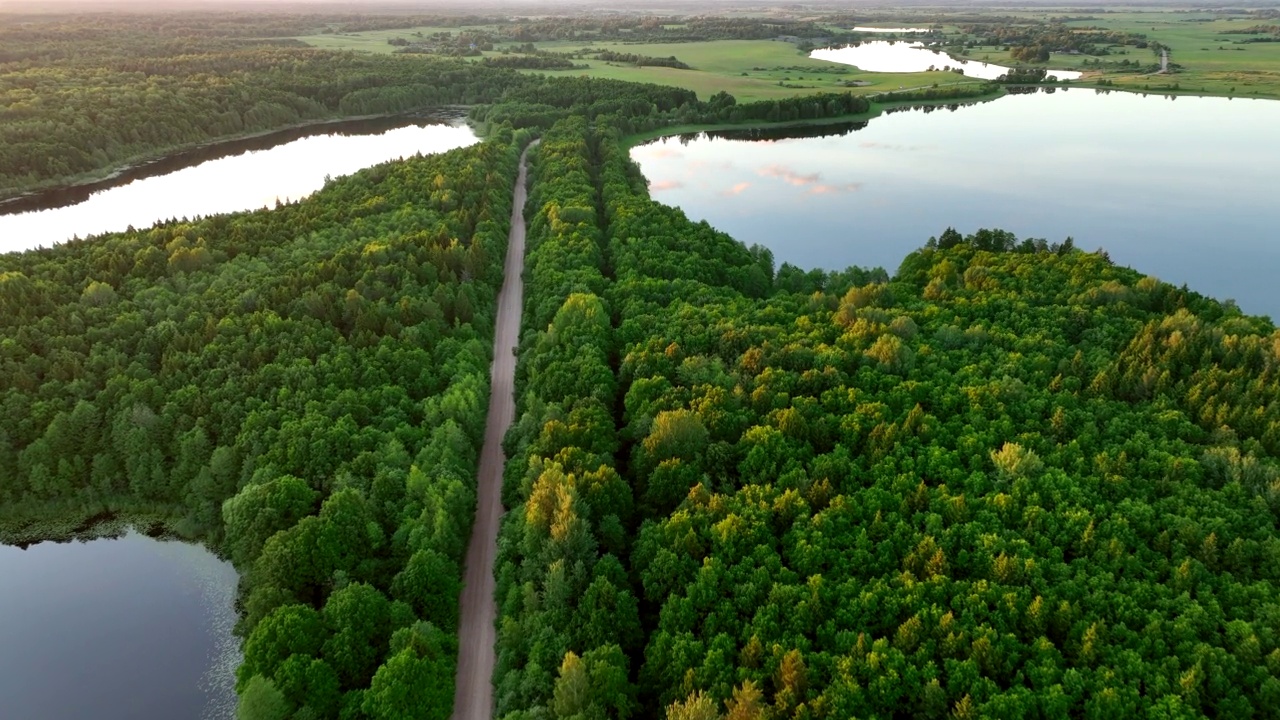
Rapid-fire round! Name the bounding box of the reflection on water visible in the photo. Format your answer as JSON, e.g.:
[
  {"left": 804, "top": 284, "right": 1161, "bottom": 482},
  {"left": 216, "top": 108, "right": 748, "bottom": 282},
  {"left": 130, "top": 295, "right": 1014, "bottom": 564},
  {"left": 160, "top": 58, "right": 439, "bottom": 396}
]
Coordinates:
[
  {"left": 632, "top": 89, "right": 1280, "bottom": 319},
  {"left": 0, "top": 531, "right": 239, "bottom": 720},
  {"left": 694, "top": 121, "right": 870, "bottom": 142},
  {"left": 812, "top": 41, "right": 1083, "bottom": 81},
  {"left": 0, "top": 115, "right": 478, "bottom": 253},
  {"left": 666, "top": 103, "right": 979, "bottom": 146}
]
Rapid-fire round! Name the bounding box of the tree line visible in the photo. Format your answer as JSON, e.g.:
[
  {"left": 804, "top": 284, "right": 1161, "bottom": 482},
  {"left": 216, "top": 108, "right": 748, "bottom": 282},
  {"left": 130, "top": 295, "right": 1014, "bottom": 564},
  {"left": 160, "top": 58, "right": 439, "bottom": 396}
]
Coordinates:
[{"left": 591, "top": 51, "right": 693, "bottom": 70}]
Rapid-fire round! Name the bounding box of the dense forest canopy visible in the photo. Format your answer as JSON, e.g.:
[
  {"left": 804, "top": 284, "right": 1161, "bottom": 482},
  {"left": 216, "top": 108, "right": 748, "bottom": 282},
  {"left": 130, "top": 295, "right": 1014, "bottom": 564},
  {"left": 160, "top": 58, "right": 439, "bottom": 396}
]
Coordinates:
[
  {"left": 493, "top": 117, "right": 1280, "bottom": 719},
  {"left": 3, "top": 8, "right": 1280, "bottom": 720},
  {"left": 0, "top": 124, "right": 534, "bottom": 719}
]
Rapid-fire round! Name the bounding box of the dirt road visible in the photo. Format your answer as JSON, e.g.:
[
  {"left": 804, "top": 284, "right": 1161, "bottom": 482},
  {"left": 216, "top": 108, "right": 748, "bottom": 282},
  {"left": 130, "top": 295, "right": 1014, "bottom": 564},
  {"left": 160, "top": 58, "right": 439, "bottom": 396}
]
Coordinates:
[{"left": 451, "top": 141, "right": 536, "bottom": 720}]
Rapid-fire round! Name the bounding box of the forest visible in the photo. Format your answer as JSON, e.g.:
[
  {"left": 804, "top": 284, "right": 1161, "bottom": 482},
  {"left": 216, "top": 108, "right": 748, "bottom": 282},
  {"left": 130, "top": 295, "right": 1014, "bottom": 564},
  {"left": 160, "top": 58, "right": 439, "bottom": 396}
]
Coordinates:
[
  {"left": 0, "top": 121, "right": 534, "bottom": 718},
  {"left": 489, "top": 117, "right": 1280, "bottom": 719},
  {"left": 3, "top": 8, "right": 1280, "bottom": 720},
  {"left": 0, "top": 17, "right": 521, "bottom": 196},
  {"left": 0, "top": 13, "right": 888, "bottom": 199}
]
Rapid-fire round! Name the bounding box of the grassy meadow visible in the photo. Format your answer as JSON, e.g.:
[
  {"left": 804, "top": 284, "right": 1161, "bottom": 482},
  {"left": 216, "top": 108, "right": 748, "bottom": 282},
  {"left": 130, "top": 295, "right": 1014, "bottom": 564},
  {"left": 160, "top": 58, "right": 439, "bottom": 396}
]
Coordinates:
[
  {"left": 290, "top": 10, "right": 1280, "bottom": 101},
  {"left": 293, "top": 30, "right": 975, "bottom": 102},
  {"left": 1070, "top": 12, "right": 1280, "bottom": 96},
  {"left": 530, "top": 40, "right": 979, "bottom": 102},
  {"left": 293, "top": 25, "right": 501, "bottom": 54},
  {"left": 948, "top": 10, "right": 1280, "bottom": 97}
]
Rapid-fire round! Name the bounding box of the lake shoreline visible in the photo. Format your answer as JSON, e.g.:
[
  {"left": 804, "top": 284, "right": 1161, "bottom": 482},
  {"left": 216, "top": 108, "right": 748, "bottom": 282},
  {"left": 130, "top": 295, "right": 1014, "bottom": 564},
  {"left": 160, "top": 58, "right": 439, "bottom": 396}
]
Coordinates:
[
  {"left": 0, "top": 498, "right": 206, "bottom": 549},
  {"left": 7, "top": 79, "right": 1274, "bottom": 213},
  {"left": 0, "top": 106, "right": 470, "bottom": 208},
  {"left": 620, "top": 89, "right": 1007, "bottom": 147},
  {"left": 623, "top": 80, "right": 1280, "bottom": 150},
  {"left": 628, "top": 89, "right": 1280, "bottom": 320},
  {"left": 1, "top": 119, "right": 480, "bottom": 253},
  {"left": 813, "top": 40, "right": 1083, "bottom": 81}
]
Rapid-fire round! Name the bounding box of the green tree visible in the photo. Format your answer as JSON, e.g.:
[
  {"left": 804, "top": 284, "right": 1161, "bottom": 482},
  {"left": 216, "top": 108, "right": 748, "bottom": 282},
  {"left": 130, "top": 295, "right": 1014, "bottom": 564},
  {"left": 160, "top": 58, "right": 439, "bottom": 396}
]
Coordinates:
[
  {"left": 667, "top": 691, "right": 722, "bottom": 720},
  {"left": 237, "top": 675, "right": 291, "bottom": 720},
  {"left": 238, "top": 604, "right": 326, "bottom": 690},
  {"left": 362, "top": 649, "right": 452, "bottom": 720},
  {"left": 222, "top": 475, "right": 320, "bottom": 567},
  {"left": 322, "top": 583, "right": 393, "bottom": 689},
  {"left": 391, "top": 549, "right": 461, "bottom": 632}
]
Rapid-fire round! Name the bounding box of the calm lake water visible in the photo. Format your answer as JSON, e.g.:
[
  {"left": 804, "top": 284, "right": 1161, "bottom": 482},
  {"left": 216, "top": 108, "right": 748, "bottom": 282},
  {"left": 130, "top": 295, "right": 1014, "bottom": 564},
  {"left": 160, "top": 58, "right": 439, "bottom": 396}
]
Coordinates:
[
  {"left": 812, "top": 41, "right": 1083, "bottom": 81},
  {"left": 632, "top": 89, "right": 1280, "bottom": 320},
  {"left": 0, "top": 531, "right": 239, "bottom": 720},
  {"left": 0, "top": 115, "right": 478, "bottom": 254},
  {"left": 852, "top": 26, "right": 932, "bottom": 33}
]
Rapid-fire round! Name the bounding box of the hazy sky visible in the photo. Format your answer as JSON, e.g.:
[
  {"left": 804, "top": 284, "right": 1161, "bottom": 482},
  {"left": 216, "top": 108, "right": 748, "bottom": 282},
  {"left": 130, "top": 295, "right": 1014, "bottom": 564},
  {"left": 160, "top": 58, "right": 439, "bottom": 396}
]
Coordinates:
[{"left": 2, "top": 0, "right": 1213, "bottom": 10}]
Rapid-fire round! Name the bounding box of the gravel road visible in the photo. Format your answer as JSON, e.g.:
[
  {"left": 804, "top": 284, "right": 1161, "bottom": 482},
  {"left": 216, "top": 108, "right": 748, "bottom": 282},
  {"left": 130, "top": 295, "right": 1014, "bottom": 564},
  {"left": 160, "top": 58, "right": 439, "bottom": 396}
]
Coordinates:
[{"left": 451, "top": 141, "right": 536, "bottom": 720}]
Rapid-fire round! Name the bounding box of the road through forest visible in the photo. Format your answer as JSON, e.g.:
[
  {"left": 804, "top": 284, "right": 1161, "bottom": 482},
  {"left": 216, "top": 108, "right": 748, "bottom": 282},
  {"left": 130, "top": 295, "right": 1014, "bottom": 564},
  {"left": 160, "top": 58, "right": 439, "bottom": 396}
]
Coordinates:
[{"left": 452, "top": 141, "right": 536, "bottom": 720}]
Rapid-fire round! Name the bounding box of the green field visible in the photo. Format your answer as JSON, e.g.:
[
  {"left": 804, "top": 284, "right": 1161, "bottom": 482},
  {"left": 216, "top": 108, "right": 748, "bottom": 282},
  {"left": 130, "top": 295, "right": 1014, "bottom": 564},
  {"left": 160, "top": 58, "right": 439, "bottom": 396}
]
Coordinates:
[
  {"left": 945, "top": 11, "right": 1280, "bottom": 97},
  {"left": 294, "top": 31, "right": 978, "bottom": 102},
  {"left": 294, "top": 25, "right": 499, "bottom": 54},
  {"left": 291, "top": 10, "right": 1280, "bottom": 101},
  {"left": 525, "top": 39, "right": 974, "bottom": 102},
  {"left": 1070, "top": 12, "right": 1280, "bottom": 96}
]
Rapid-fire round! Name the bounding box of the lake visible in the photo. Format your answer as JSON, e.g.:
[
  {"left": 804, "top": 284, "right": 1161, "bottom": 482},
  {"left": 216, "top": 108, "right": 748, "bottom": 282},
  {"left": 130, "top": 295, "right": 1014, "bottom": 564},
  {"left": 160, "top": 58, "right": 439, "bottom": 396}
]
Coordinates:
[
  {"left": 812, "top": 41, "right": 1083, "bottom": 81},
  {"left": 852, "top": 27, "right": 932, "bottom": 33},
  {"left": 0, "top": 531, "right": 239, "bottom": 720},
  {"left": 632, "top": 89, "right": 1280, "bottom": 320},
  {"left": 0, "top": 115, "right": 478, "bottom": 254}
]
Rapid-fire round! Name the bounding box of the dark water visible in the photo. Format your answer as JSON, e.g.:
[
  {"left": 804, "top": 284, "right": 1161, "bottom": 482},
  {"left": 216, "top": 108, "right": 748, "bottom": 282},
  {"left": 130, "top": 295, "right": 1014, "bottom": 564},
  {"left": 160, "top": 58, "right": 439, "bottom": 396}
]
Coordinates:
[
  {"left": 0, "top": 531, "right": 239, "bottom": 720},
  {"left": 633, "top": 89, "right": 1280, "bottom": 320},
  {"left": 0, "top": 114, "right": 478, "bottom": 254}
]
